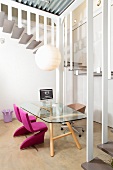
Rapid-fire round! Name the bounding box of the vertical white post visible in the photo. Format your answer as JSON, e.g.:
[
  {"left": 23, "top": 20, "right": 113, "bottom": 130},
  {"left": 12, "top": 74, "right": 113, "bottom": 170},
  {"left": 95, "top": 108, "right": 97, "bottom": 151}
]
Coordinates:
[
  {"left": 44, "top": 16, "right": 47, "bottom": 45},
  {"left": 51, "top": 19, "right": 54, "bottom": 46},
  {"left": 36, "top": 14, "right": 39, "bottom": 41},
  {"left": 8, "top": 5, "right": 12, "bottom": 20},
  {"left": 65, "top": 16, "right": 67, "bottom": 67},
  {"left": 63, "top": 67, "right": 67, "bottom": 105},
  {"left": 56, "top": 18, "right": 60, "bottom": 103},
  {"left": 86, "top": 0, "right": 94, "bottom": 162},
  {"left": 63, "top": 19, "right": 66, "bottom": 105},
  {"left": 69, "top": 12, "right": 74, "bottom": 104},
  {"left": 0, "top": 3, "right": 1, "bottom": 12},
  {"left": 108, "top": 0, "right": 111, "bottom": 79},
  {"left": 102, "top": 0, "right": 108, "bottom": 144},
  {"left": 18, "top": 8, "right": 22, "bottom": 28},
  {"left": 56, "top": 18, "right": 63, "bottom": 103},
  {"left": 27, "top": 11, "right": 31, "bottom": 35},
  {"left": 70, "top": 12, "right": 73, "bottom": 70}
]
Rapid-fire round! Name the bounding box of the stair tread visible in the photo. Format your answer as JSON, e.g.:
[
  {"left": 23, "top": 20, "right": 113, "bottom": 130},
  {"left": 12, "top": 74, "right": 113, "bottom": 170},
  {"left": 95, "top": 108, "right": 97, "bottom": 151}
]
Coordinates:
[
  {"left": 0, "top": 11, "right": 5, "bottom": 27},
  {"left": 81, "top": 157, "right": 113, "bottom": 170},
  {"left": 33, "top": 49, "right": 38, "bottom": 54},
  {"left": 11, "top": 26, "right": 24, "bottom": 39},
  {"left": 19, "top": 33, "right": 33, "bottom": 44},
  {"left": 64, "top": 61, "right": 83, "bottom": 67},
  {"left": 97, "top": 141, "right": 113, "bottom": 157},
  {"left": 26, "top": 40, "right": 41, "bottom": 49},
  {"left": 3, "top": 19, "right": 15, "bottom": 33}
]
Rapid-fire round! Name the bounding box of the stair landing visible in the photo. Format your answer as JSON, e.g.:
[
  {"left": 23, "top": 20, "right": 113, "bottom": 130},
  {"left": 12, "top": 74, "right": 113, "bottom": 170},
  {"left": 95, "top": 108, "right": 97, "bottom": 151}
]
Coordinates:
[{"left": 81, "top": 157, "right": 113, "bottom": 170}]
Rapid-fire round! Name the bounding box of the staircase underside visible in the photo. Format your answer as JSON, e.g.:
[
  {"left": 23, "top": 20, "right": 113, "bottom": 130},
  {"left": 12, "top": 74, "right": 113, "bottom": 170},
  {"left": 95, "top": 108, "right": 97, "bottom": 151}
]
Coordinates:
[
  {"left": 26, "top": 40, "right": 41, "bottom": 49},
  {"left": 0, "top": 11, "right": 5, "bottom": 27},
  {"left": 3, "top": 19, "right": 15, "bottom": 33},
  {"left": 19, "top": 33, "right": 33, "bottom": 44},
  {"left": 0, "top": 11, "right": 45, "bottom": 53},
  {"left": 81, "top": 157, "right": 113, "bottom": 170},
  {"left": 11, "top": 26, "right": 24, "bottom": 39}
]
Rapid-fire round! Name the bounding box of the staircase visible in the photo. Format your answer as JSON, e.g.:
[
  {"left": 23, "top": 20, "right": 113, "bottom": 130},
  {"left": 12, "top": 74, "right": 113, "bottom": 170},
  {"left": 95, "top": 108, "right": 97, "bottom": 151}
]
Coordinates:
[
  {"left": 0, "top": 11, "right": 42, "bottom": 53},
  {"left": 81, "top": 141, "right": 113, "bottom": 170}
]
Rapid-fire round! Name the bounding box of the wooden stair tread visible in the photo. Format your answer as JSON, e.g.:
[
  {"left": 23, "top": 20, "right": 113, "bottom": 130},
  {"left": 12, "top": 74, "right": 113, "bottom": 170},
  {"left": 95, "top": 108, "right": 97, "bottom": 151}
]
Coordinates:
[
  {"left": 0, "top": 11, "right": 5, "bottom": 27},
  {"left": 97, "top": 141, "right": 113, "bottom": 157},
  {"left": 11, "top": 26, "right": 24, "bottom": 39},
  {"left": 26, "top": 40, "right": 41, "bottom": 49},
  {"left": 81, "top": 157, "right": 113, "bottom": 170},
  {"left": 19, "top": 33, "right": 33, "bottom": 44},
  {"left": 3, "top": 19, "right": 15, "bottom": 33}
]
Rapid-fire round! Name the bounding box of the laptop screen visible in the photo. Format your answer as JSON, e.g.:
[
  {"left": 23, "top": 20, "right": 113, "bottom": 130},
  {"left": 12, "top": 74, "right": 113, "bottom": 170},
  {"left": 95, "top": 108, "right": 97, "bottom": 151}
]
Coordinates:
[{"left": 40, "top": 89, "right": 53, "bottom": 100}]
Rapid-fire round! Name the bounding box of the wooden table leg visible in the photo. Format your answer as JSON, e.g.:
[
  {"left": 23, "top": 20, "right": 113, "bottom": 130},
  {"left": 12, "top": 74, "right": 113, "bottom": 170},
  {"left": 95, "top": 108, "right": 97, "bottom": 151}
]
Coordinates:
[
  {"left": 49, "top": 123, "right": 54, "bottom": 157},
  {"left": 66, "top": 122, "right": 82, "bottom": 150},
  {"left": 36, "top": 117, "right": 39, "bottom": 121}
]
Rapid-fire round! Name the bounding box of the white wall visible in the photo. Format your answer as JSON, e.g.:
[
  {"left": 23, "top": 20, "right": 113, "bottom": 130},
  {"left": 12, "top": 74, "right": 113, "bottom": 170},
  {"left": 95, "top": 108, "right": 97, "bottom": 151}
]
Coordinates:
[{"left": 0, "top": 31, "right": 56, "bottom": 119}]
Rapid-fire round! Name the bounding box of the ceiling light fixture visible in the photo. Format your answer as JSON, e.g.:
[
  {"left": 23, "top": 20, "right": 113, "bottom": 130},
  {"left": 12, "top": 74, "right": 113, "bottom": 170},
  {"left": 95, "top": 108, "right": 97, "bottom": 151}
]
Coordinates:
[{"left": 35, "top": 45, "right": 61, "bottom": 71}]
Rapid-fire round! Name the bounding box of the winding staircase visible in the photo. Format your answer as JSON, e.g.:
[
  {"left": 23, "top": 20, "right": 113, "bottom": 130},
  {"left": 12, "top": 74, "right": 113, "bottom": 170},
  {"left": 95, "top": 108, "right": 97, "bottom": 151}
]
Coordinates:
[{"left": 0, "top": 11, "right": 42, "bottom": 54}]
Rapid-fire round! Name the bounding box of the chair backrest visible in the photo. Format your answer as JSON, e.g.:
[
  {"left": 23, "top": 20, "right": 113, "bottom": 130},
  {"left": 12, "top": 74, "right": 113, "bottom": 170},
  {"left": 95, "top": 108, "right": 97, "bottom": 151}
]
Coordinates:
[
  {"left": 67, "top": 103, "right": 86, "bottom": 114},
  {"left": 19, "top": 108, "right": 33, "bottom": 132},
  {"left": 13, "top": 104, "right": 22, "bottom": 122}
]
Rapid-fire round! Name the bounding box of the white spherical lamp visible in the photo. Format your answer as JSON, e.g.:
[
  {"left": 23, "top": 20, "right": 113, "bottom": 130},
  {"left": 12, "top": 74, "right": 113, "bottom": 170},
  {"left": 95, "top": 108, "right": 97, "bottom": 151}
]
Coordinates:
[{"left": 35, "top": 45, "right": 61, "bottom": 71}]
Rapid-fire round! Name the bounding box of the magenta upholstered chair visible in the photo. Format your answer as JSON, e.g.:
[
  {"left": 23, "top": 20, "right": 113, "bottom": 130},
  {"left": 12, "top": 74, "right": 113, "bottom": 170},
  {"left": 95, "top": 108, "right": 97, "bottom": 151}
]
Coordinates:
[
  {"left": 13, "top": 104, "right": 36, "bottom": 136},
  {"left": 19, "top": 108, "right": 48, "bottom": 149}
]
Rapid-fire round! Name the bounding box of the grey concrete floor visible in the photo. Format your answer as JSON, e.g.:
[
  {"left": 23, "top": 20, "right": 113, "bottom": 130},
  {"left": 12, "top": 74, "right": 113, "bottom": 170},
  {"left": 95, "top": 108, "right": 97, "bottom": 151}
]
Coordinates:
[{"left": 0, "top": 118, "right": 113, "bottom": 170}]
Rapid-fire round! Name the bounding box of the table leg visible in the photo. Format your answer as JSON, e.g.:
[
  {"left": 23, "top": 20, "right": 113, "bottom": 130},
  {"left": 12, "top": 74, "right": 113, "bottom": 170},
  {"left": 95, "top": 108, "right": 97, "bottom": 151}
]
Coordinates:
[
  {"left": 66, "top": 122, "right": 82, "bottom": 150},
  {"left": 49, "top": 123, "right": 54, "bottom": 157},
  {"left": 36, "top": 117, "right": 39, "bottom": 121}
]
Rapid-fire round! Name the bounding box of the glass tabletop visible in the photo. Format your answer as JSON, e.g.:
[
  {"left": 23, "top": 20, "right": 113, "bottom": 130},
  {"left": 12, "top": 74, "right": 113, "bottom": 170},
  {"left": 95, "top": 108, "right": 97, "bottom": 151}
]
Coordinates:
[{"left": 21, "top": 101, "right": 86, "bottom": 123}]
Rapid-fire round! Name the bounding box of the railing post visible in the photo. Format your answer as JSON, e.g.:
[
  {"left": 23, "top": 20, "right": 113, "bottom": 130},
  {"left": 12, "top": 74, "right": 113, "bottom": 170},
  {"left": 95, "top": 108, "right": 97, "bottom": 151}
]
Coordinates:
[
  {"left": 102, "top": 0, "right": 108, "bottom": 144},
  {"left": 86, "top": 0, "right": 94, "bottom": 162}
]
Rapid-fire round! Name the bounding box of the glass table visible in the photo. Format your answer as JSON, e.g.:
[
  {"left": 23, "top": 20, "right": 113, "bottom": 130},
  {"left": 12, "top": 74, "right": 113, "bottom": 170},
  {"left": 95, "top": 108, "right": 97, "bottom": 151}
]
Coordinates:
[{"left": 21, "top": 101, "right": 86, "bottom": 157}]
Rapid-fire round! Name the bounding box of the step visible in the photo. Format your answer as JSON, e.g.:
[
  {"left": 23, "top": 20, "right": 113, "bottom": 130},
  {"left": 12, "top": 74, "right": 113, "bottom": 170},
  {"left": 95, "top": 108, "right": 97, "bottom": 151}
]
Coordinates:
[
  {"left": 26, "top": 40, "right": 41, "bottom": 49},
  {"left": 81, "top": 157, "right": 113, "bottom": 170},
  {"left": 0, "top": 11, "right": 5, "bottom": 27},
  {"left": 19, "top": 33, "right": 33, "bottom": 44},
  {"left": 3, "top": 19, "right": 15, "bottom": 33},
  {"left": 73, "top": 67, "right": 87, "bottom": 70},
  {"left": 78, "top": 65, "right": 87, "bottom": 68},
  {"left": 93, "top": 72, "right": 102, "bottom": 76},
  {"left": 64, "top": 61, "right": 82, "bottom": 67},
  {"left": 33, "top": 49, "right": 38, "bottom": 54},
  {"left": 97, "top": 141, "right": 113, "bottom": 157},
  {"left": 11, "top": 26, "right": 24, "bottom": 39}
]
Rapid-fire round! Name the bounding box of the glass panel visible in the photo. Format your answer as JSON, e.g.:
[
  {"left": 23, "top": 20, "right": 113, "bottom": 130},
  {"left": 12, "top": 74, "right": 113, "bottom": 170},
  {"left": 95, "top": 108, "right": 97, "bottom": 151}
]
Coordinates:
[{"left": 21, "top": 101, "right": 86, "bottom": 123}]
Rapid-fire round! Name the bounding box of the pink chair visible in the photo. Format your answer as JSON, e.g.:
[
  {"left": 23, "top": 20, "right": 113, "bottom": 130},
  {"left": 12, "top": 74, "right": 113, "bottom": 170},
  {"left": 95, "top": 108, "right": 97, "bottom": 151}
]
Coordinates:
[
  {"left": 13, "top": 104, "right": 36, "bottom": 136},
  {"left": 19, "top": 108, "right": 48, "bottom": 149}
]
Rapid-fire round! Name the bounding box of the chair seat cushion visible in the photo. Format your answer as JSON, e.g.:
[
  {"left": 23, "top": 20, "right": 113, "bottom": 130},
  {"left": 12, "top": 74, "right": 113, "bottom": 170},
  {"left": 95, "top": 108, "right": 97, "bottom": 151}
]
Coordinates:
[
  {"left": 29, "top": 115, "right": 36, "bottom": 122},
  {"left": 32, "top": 122, "right": 48, "bottom": 132}
]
